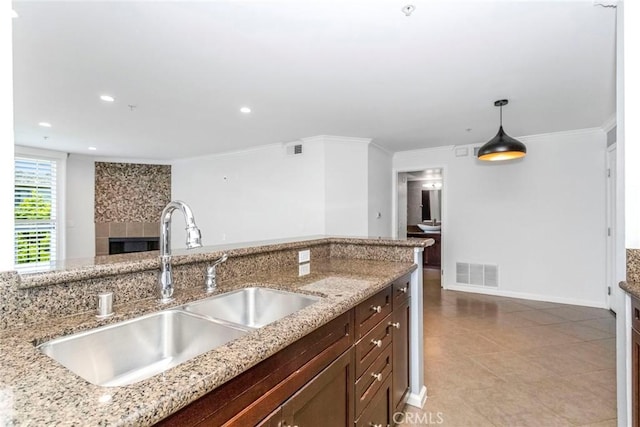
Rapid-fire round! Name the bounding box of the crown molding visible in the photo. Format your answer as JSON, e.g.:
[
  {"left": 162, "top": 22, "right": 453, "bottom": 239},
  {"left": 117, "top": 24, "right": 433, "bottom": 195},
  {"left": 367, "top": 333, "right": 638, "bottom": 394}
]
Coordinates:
[
  {"left": 601, "top": 114, "right": 617, "bottom": 132},
  {"left": 301, "top": 135, "right": 372, "bottom": 145}
]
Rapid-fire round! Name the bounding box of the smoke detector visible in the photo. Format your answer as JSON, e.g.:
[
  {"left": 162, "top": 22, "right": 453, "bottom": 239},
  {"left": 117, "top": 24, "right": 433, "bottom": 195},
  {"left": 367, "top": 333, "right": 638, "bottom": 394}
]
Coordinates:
[{"left": 402, "top": 5, "right": 416, "bottom": 16}]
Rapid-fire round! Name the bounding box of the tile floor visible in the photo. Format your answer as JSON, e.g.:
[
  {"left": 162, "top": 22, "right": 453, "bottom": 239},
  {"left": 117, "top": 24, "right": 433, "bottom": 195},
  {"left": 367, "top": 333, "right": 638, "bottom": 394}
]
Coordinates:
[{"left": 400, "top": 268, "right": 617, "bottom": 427}]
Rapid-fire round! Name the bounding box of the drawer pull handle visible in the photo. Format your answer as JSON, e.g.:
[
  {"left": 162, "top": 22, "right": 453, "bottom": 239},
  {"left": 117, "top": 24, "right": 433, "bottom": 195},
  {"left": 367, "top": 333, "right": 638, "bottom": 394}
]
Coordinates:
[
  {"left": 369, "top": 423, "right": 383, "bottom": 427},
  {"left": 371, "top": 305, "right": 382, "bottom": 313},
  {"left": 371, "top": 339, "right": 383, "bottom": 348},
  {"left": 389, "top": 321, "right": 400, "bottom": 329},
  {"left": 399, "top": 286, "right": 408, "bottom": 293},
  {"left": 371, "top": 372, "right": 383, "bottom": 382}
]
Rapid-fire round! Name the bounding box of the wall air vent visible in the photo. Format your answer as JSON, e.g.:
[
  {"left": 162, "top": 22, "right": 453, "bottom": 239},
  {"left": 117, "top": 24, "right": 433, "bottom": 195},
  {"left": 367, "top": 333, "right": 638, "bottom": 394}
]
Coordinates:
[
  {"left": 456, "top": 262, "right": 470, "bottom": 284},
  {"left": 285, "top": 144, "right": 303, "bottom": 156},
  {"left": 456, "top": 262, "right": 499, "bottom": 287},
  {"left": 484, "top": 265, "right": 498, "bottom": 287},
  {"left": 470, "top": 264, "right": 484, "bottom": 286}
]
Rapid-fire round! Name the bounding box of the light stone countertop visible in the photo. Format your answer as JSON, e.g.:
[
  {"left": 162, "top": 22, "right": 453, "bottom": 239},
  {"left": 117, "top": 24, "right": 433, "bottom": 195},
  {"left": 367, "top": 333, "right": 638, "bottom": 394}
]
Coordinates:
[
  {"left": 16, "top": 235, "right": 429, "bottom": 289},
  {"left": 0, "top": 257, "right": 417, "bottom": 426},
  {"left": 620, "top": 281, "right": 640, "bottom": 300}
]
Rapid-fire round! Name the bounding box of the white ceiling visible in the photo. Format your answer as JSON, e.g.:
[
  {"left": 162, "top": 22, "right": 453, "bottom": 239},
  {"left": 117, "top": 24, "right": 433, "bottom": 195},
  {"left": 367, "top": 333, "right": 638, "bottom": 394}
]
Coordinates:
[{"left": 12, "top": 1, "right": 617, "bottom": 160}]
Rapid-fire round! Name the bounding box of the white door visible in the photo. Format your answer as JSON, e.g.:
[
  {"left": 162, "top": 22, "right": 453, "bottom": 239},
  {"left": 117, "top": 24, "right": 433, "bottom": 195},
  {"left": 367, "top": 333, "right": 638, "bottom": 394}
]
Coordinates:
[{"left": 606, "top": 144, "right": 621, "bottom": 312}]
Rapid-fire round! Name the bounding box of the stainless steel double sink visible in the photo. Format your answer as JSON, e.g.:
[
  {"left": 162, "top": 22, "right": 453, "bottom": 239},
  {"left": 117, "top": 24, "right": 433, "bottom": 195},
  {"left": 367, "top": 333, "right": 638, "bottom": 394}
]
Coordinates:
[{"left": 37, "top": 287, "right": 321, "bottom": 387}]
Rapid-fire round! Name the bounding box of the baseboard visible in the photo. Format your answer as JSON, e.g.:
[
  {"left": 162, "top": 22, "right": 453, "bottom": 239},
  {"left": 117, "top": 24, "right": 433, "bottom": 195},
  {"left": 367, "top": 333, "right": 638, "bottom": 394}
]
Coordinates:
[
  {"left": 442, "top": 284, "right": 608, "bottom": 309},
  {"left": 406, "top": 385, "right": 427, "bottom": 409}
]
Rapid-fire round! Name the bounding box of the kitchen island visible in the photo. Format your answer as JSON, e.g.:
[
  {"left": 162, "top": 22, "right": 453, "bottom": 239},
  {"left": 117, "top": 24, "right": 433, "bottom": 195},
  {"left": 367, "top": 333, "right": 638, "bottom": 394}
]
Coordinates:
[{"left": 0, "top": 236, "right": 432, "bottom": 426}]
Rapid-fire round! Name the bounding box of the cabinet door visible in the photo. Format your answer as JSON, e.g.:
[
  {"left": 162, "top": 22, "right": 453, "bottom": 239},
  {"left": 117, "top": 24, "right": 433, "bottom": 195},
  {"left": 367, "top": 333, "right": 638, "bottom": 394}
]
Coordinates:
[
  {"left": 281, "top": 348, "right": 354, "bottom": 427},
  {"left": 355, "top": 376, "right": 392, "bottom": 427},
  {"left": 633, "top": 327, "right": 640, "bottom": 427},
  {"left": 425, "top": 235, "right": 441, "bottom": 268},
  {"left": 392, "top": 298, "right": 411, "bottom": 413}
]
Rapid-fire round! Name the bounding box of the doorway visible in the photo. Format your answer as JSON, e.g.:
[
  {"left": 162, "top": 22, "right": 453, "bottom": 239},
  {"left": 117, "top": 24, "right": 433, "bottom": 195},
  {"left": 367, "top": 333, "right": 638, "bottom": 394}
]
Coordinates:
[{"left": 396, "top": 169, "right": 444, "bottom": 271}]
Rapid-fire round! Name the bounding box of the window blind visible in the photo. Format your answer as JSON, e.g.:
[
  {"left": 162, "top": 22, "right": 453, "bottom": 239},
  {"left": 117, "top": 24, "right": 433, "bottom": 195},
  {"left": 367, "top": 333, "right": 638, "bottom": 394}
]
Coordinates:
[{"left": 14, "top": 156, "right": 57, "bottom": 270}]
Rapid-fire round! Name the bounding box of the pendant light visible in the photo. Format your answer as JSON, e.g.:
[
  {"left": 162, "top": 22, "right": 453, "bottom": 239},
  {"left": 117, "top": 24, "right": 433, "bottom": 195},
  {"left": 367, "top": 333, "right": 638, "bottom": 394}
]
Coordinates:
[{"left": 477, "top": 99, "right": 526, "bottom": 161}]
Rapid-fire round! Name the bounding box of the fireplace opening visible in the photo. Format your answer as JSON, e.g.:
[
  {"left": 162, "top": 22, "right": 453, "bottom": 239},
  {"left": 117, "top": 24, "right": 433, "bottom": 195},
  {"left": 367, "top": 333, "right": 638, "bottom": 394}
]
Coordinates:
[{"left": 109, "top": 237, "right": 160, "bottom": 255}]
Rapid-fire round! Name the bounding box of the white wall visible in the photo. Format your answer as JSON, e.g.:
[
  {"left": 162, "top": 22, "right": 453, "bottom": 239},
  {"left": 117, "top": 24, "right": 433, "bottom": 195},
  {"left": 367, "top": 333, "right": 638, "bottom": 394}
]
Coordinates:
[
  {"left": 172, "top": 135, "right": 393, "bottom": 247},
  {"left": 394, "top": 128, "right": 608, "bottom": 307},
  {"left": 0, "top": 4, "right": 14, "bottom": 271},
  {"left": 323, "top": 137, "right": 369, "bottom": 236},
  {"left": 65, "top": 154, "right": 95, "bottom": 259},
  {"left": 367, "top": 144, "right": 392, "bottom": 238},
  {"left": 172, "top": 141, "right": 326, "bottom": 246},
  {"left": 397, "top": 173, "right": 408, "bottom": 239}
]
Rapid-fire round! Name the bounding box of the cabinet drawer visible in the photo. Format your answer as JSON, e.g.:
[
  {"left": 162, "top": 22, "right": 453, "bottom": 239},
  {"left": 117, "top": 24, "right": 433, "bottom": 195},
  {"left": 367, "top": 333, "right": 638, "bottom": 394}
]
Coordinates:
[
  {"left": 355, "top": 343, "right": 392, "bottom": 416},
  {"left": 392, "top": 274, "right": 411, "bottom": 306},
  {"left": 355, "top": 375, "right": 392, "bottom": 427},
  {"left": 355, "top": 314, "right": 392, "bottom": 378},
  {"left": 633, "top": 296, "right": 640, "bottom": 332},
  {"left": 355, "top": 287, "right": 392, "bottom": 339}
]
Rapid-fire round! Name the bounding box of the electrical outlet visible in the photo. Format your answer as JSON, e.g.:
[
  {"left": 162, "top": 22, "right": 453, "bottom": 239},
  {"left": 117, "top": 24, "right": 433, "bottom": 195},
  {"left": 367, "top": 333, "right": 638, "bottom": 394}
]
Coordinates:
[
  {"left": 299, "top": 263, "right": 310, "bottom": 276},
  {"left": 298, "top": 249, "right": 310, "bottom": 263}
]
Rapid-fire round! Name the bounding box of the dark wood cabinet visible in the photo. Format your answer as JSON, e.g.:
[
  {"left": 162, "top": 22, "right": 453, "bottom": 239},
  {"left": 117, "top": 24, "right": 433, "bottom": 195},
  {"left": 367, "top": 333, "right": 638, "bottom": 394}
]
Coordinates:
[
  {"left": 423, "top": 233, "right": 441, "bottom": 268},
  {"left": 256, "top": 408, "right": 281, "bottom": 427},
  {"left": 355, "top": 376, "right": 393, "bottom": 427},
  {"left": 281, "top": 348, "right": 354, "bottom": 427},
  {"left": 391, "top": 274, "right": 411, "bottom": 414},
  {"left": 392, "top": 298, "right": 410, "bottom": 413},
  {"left": 355, "top": 286, "right": 392, "bottom": 339}
]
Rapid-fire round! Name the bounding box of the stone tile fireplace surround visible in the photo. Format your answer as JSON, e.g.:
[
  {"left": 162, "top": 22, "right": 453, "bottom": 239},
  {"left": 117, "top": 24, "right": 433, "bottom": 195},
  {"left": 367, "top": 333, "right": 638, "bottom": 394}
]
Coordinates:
[{"left": 94, "top": 162, "right": 171, "bottom": 256}]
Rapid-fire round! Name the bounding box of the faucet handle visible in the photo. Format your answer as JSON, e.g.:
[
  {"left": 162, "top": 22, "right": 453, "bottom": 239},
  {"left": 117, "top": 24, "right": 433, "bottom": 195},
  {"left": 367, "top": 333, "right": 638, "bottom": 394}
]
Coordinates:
[
  {"left": 205, "top": 253, "right": 228, "bottom": 292},
  {"left": 211, "top": 253, "right": 228, "bottom": 268}
]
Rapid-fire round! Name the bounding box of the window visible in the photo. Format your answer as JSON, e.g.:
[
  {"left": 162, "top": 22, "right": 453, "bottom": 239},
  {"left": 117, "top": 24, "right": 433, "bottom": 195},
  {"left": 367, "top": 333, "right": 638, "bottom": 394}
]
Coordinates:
[{"left": 14, "top": 155, "right": 60, "bottom": 271}]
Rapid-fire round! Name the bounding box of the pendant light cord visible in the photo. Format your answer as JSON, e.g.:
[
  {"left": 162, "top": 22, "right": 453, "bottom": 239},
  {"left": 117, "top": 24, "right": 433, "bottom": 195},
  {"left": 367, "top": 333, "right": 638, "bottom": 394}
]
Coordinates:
[{"left": 500, "top": 104, "right": 503, "bottom": 127}]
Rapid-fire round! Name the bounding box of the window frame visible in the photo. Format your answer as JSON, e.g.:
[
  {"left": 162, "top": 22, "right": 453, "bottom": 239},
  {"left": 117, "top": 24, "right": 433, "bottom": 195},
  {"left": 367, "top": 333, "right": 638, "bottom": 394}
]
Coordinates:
[{"left": 14, "top": 146, "right": 66, "bottom": 269}]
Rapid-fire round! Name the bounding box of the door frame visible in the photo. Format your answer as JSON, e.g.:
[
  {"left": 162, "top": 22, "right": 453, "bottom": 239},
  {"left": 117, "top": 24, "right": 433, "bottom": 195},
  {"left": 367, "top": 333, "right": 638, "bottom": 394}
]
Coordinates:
[
  {"left": 606, "top": 143, "right": 622, "bottom": 312},
  {"left": 391, "top": 165, "right": 447, "bottom": 278}
]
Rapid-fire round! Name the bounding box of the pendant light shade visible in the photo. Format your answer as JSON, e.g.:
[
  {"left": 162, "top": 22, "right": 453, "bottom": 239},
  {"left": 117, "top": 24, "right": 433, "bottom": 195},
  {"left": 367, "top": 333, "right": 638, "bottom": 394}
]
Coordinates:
[{"left": 477, "top": 100, "right": 526, "bottom": 161}]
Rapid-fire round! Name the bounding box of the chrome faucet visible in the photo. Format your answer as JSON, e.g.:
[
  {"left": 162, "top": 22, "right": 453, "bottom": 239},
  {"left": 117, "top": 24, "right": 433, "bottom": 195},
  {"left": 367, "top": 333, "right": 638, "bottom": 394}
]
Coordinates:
[
  {"left": 158, "top": 200, "right": 202, "bottom": 303},
  {"left": 204, "top": 253, "right": 228, "bottom": 293}
]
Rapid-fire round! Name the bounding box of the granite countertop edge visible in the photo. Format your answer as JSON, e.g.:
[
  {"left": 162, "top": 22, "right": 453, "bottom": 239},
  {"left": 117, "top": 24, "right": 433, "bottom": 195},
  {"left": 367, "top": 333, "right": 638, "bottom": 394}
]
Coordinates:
[
  {"left": 16, "top": 236, "right": 433, "bottom": 289},
  {"left": 0, "top": 260, "right": 418, "bottom": 426},
  {"left": 620, "top": 280, "right": 640, "bottom": 300}
]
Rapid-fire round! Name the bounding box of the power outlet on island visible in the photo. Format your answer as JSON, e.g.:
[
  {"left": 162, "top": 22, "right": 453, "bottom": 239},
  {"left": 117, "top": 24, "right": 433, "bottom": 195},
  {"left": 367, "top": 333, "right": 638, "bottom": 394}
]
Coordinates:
[
  {"left": 298, "top": 249, "right": 311, "bottom": 263},
  {"left": 299, "top": 263, "right": 311, "bottom": 276}
]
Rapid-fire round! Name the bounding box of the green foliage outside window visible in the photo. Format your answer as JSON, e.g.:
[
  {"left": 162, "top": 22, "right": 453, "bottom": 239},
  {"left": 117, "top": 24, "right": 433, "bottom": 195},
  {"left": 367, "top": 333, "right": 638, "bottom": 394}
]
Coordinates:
[{"left": 15, "top": 190, "right": 52, "bottom": 264}]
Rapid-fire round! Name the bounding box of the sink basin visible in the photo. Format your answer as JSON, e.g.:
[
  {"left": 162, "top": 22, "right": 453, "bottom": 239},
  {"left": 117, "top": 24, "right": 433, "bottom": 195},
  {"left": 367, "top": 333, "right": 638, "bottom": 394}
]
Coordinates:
[
  {"left": 183, "top": 287, "right": 321, "bottom": 328},
  {"left": 417, "top": 223, "right": 441, "bottom": 232},
  {"left": 37, "top": 310, "right": 248, "bottom": 387}
]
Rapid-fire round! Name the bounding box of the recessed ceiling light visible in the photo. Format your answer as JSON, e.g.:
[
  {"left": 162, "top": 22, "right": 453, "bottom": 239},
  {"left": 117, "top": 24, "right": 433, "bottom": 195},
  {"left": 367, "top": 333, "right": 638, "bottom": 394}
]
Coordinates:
[
  {"left": 38, "top": 122, "right": 52, "bottom": 128},
  {"left": 88, "top": 147, "right": 97, "bottom": 151},
  {"left": 100, "top": 95, "right": 115, "bottom": 102},
  {"left": 240, "top": 107, "right": 251, "bottom": 114}
]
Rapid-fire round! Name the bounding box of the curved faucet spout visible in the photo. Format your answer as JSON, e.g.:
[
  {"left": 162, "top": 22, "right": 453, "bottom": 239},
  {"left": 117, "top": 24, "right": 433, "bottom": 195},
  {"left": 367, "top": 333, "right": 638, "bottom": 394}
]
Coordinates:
[
  {"left": 160, "top": 200, "right": 202, "bottom": 257},
  {"left": 158, "top": 200, "right": 203, "bottom": 303}
]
